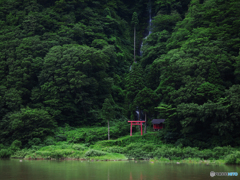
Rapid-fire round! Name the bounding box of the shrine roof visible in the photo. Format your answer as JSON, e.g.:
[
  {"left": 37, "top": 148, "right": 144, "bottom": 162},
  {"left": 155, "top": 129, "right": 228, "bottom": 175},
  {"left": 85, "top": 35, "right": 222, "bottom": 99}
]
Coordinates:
[{"left": 151, "top": 119, "right": 165, "bottom": 124}]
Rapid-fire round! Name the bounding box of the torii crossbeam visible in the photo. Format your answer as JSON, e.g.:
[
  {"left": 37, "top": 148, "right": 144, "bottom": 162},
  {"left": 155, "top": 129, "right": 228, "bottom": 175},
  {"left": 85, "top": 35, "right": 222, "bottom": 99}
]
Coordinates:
[{"left": 128, "top": 121, "right": 145, "bottom": 136}]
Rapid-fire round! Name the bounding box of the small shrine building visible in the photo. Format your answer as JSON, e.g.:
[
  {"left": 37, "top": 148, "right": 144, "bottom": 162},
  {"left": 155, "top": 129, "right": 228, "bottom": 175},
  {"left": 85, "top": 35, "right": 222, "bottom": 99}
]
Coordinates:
[{"left": 151, "top": 119, "right": 165, "bottom": 131}]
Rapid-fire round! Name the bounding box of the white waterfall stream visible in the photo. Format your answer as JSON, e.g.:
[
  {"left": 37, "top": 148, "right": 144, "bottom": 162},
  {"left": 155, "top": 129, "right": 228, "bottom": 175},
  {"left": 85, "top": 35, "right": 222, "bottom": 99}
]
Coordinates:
[
  {"left": 140, "top": 0, "right": 152, "bottom": 56},
  {"left": 134, "top": 0, "right": 153, "bottom": 120}
]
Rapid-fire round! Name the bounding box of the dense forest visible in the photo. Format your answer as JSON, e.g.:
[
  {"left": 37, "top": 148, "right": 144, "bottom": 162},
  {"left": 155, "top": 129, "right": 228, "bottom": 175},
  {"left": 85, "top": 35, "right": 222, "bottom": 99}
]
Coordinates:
[{"left": 0, "top": 0, "right": 240, "bottom": 149}]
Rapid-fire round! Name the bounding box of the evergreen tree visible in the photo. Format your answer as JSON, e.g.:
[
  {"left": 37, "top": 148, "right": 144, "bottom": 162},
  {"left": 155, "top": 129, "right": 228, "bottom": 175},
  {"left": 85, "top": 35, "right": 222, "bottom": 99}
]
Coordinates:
[
  {"left": 133, "top": 87, "right": 158, "bottom": 133},
  {"left": 125, "top": 64, "right": 144, "bottom": 119},
  {"left": 101, "top": 98, "right": 115, "bottom": 140}
]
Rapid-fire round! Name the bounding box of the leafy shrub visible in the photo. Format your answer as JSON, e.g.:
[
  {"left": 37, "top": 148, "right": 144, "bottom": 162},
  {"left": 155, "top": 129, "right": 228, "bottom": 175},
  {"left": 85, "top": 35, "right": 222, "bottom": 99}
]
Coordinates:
[
  {"left": 50, "top": 151, "right": 64, "bottom": 159},
  {"left": 225, "top": 152, "right": 240, "bottom": 164},
  {"left": 103, "top": 146, "right": 125, "bottom": 154},
  {"left": 55, "top": 134, "right": 67, "bottom": 142},
  {"left": 44, "top": 137, "right": 56, "bottom": 146},
  {"left": 125, "top": 143, "right": 140, "bottom": 151},
  {"left": 10, "top": 140, "right": 22, "bottom": 152},
  {"left": 123, "top": 143, "right": 155, "bottom": 159},
  {"left": 35, "top": 151, "right": 51, "bottom": 158},
  {"left": 110, "top": 121, "right": 130, "bottom": 139},
  {"left": 12, "top": 149, "right": 35, "bottom": 158},
  {"left": 142, "top": 143, "right": 157, "bottom": 152},
  {"left": 84, "top": 143, "right": 90, "bottom": 147},
  {"left": 153, "top": 146, "right": 182, "bottom": 159},
  {"left": 164, "top": 132, "right": 180, "bottom": 143},
  {"left": 175, "top": 138, "right": 191, "bottom": 147},
  {"left": 70, "top": 151, "right": 85, "bottom": 158},
  {"left": 182, "top": 147, "right": 199, "bottom": 158},
  {"left": 50, "top": 150, "right": 74, "bottom": 159},
  {"left": 168, "top": 147, "right": 183, "bottom": 159},
  {"left": 72, "top": 144, "right": 86, "bottom": 151},
  {"left": 0, "top": 149, "right": 11, "bottom": 158},
  {"left": 0, "top": 144, "right": 5, "bottom": 150},
  {"left": 85, "top": 149, "right": 107, "bottom": 157},
  {"left": 31, "top": 145, "right": 44, "bottom": 151},
  {"left": 28, "top": 138, "right": 41, "bottom": 147},
  {"left": 0, "top": 108, "right": 57, "bottom": 144},
  {"left": 212, "top": 146, "right": 235, "bottom": 159},
  {"left": 198, "top": 149, "right": 213, "bottom": 159}
]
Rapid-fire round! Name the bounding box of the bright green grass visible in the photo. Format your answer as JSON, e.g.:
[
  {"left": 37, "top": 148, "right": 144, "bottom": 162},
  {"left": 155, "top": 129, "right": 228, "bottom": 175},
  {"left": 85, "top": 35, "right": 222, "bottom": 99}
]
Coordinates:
[
  {"left": 9, "top": 128, "right": 239, "bottom": 164},
  {"left": 96, "top": 131, "right": 160, "bottom": 147},
  {"left": 22, "top": 141, "right": 127, "bottom": 160}
]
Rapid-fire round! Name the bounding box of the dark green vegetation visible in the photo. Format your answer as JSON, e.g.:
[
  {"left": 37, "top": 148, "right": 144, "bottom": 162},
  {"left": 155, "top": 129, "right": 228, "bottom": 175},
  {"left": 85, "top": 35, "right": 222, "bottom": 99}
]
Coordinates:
[
  {"left": 1, "top": 127, "right": 240, "bottom": 165},
  {"left": 0, "top": 0, "right": 240, "bottom": 163}
]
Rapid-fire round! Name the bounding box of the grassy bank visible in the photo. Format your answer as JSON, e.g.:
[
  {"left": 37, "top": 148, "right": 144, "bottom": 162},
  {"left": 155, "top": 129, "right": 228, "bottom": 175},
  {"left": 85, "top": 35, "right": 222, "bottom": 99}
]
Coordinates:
[{"left": 1, "top": 127, "right": 240, "bottom": 164}]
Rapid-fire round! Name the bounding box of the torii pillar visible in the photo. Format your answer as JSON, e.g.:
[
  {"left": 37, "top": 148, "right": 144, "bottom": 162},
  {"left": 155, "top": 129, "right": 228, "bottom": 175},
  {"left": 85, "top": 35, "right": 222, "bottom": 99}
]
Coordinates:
[{"left": 128, "top": 121, "right": 145, "bottom": 136}]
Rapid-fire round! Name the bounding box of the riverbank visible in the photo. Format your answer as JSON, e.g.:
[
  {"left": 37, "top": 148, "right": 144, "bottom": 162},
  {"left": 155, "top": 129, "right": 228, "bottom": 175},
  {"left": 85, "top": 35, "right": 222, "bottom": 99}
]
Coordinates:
[
  {"left": 1, "top": 127, "right": 240, "bottom": 165},
  {"left": 10, "top": 157, "right": 225, "bottom": 165}
]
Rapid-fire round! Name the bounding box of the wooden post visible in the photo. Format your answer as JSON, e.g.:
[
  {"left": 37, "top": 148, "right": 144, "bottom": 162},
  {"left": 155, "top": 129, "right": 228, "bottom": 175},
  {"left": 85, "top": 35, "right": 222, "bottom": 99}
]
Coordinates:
[{"left": 141, "top": 122, "right": 143, "bottom": 135}]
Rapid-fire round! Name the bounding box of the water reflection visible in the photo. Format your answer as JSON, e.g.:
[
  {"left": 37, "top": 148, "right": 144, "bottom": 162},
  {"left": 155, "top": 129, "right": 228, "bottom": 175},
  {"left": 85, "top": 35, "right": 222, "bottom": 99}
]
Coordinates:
[{"left": 0, "top": 160, "right": 239, "bottom": 180}]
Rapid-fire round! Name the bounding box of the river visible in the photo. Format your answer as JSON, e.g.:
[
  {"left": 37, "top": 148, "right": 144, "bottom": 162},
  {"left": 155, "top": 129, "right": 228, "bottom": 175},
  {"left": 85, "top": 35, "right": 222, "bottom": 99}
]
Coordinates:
[{"left": 0, "top": 159, "right": 239, "bottom": 180}]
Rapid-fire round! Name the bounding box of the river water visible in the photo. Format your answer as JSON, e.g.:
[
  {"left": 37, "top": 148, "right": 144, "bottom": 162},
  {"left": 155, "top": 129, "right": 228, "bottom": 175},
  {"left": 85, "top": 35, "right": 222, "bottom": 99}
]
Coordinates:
[{"left": 0, "top": 159, "right": 239, "bottom": 180}]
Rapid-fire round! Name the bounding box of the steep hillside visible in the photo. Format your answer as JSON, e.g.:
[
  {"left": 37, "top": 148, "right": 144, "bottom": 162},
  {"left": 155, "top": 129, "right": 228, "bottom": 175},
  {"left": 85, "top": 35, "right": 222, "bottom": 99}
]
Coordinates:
[{"left": 0, "top": 0, "right": 240, "bottom": 148}]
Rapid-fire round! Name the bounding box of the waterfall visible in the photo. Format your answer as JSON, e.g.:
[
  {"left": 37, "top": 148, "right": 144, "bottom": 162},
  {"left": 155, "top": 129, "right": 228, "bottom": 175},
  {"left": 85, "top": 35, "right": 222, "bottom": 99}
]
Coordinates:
[
  {"left": 140, "top": 0, "right": 152, "bottom": 56},
  {"left": 135, "top": 0, "right": 152, "bottom": 120},
  {"left": 148, "top": 0, "right": 152, "bottom": 35},
  {"left": 135, "top": 106, "right": 144, "bottom": 121}
]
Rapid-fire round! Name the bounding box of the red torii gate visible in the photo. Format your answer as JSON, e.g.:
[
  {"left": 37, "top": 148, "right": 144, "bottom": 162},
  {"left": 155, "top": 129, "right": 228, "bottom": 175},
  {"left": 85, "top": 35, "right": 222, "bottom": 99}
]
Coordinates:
[{"left": 128, "top": 121, "right": 145, "bottom": 136}]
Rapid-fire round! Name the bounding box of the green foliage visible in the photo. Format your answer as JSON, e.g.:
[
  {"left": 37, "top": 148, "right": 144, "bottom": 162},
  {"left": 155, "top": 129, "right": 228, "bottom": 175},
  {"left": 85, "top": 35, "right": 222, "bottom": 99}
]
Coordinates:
[
  {"left": 0, "top": 0, "right": 239, "bottom": 150},
  {"left": 10, "top": 140, "right": 22, "bottom": 152},
  {"left": 225, "top": 152, "right": 240, "bottom": 164},
  {"left": 85, "top": 149, "right": 107, "bottom": 157},
  {"left": 134, "top": 87, "right": 158, "bottom": 114},
  {"left": 131, "top": 12, "right": 138, "bottom": 27},
  {"left": 28, "top": 138, "right": 41, "bottom": 147},
  {"left": 97, "top": 133, "right": 161, "bottom": 147},
  {"left": 152, "top": 11, "right": 182, "bottom": 33},
  {"left": 12, "top": 149, "right": 35, "bottom": 158},
  {"left": 72, "top": 144, "right": 86, "bottom": 151},
  {"left": 0, "top": 108, "right": 57, "bottom": 144},
  {"left": 50, "top": 150, "right": 74, "bottom": 159},
  {"left": 102, "top": 146, "right": 125, "bottom": 154},
  {"left": 56, "top": 125, "right": 129, "bottom": 144},
  {"left": 125, "top": 64, "right": 145, "bottom": 119},
  {"left": 207, "top": 62, "right": 223, "bottom": 87},
  {"left": 0, "top": 149, "right": 11, "bottom": 158},
  {"left": 0, "top": 144, "right": 5, "bottom": 150},
  {"left": 212, "top": 146, "right": 235, "bottom": 159},
  {"left": 44, "top": 137, "right": 56, "bottom": 146},
  {"left": 101, "top": 98, "right": 115, "bottom": 123},
  {"left": 55, "top": 135, "right": 67, "bottom": 142}
]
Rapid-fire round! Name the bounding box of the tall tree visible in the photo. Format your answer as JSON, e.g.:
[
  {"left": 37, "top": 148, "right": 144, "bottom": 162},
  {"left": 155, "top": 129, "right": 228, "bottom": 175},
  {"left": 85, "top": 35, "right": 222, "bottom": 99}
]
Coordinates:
[
  {"left": 131, "top": 12, "right": 138, "bottom": 63},
  {"left": 125, "top": 64, "right": 144, "bottom": 119},
  {"left": 101, "top": 98, "right": 115, "bottom": 140},
  {"left": 134, "top": 87, "right": 158, "bottom": 133}
]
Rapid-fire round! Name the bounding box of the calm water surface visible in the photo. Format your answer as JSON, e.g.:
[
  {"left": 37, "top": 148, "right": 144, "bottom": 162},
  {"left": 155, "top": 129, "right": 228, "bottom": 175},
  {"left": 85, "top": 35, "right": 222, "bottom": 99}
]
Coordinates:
[{"left": 0, "top": 159, "right": 239, "bottom": 180}]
